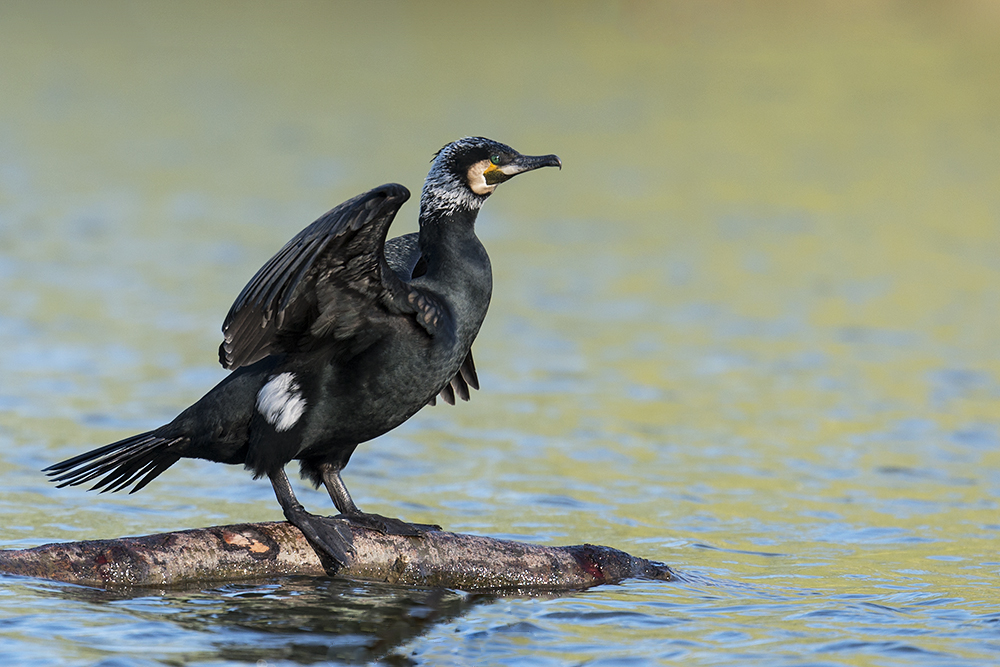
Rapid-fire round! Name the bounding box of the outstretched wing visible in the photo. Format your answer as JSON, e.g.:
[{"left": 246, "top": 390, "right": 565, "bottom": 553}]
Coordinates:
[{"left": 220, "top": 183, "right": 445, "bottom": 370}]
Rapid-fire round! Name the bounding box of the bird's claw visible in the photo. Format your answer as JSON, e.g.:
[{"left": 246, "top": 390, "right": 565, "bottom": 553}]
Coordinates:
[
  {"left": 337, "top": 512, "right": 441, "bottom": 536},
  {"left": 285, "top": 509, "right": 355, "bottom": 568}
]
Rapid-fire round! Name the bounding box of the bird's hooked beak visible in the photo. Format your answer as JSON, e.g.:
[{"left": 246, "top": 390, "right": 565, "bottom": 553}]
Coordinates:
[
  {"left": 488, "top": 153, "right": 562, "bottom": 183},
  {"left": 509, "top": 153, "right": 562, "bottom": 173},
  {"left": 469, "top": 150, "right": 561, "bottom": 195}
]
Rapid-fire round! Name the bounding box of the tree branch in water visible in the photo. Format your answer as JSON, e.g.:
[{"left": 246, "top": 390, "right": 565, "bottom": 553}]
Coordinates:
[{"left": 0, "top": 521, "right": 674, "bottom": 590}]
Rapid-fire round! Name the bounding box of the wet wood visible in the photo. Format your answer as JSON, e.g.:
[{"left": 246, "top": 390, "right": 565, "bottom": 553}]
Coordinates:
[{"left": 0, "top": 521, "right": 673, "bottom": 590}]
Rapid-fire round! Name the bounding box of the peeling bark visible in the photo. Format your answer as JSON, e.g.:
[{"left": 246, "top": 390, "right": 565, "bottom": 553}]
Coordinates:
[{"left": 0, "top": 521, "right": 674, "bottom": 590}]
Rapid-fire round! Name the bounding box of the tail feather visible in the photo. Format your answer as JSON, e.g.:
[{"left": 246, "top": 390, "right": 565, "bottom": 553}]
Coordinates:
[
  {"left": 43, "top": 432, "right": 185, "bottom": 494},
  {"left": 46, "top": 437, "right": 159, "bottom": 486},
  {"left": 428, "top": 351, "right": 481, "bottom": 407}
]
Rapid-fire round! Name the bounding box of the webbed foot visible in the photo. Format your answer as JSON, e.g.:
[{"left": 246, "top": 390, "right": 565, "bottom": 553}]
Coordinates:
[
  {"left": 338, "top": 512, "right": 441, "bottom": 536},
  {"left": 285, "top": 508, "right": 355, "bottom": 567},
  {"left": 270, "top": 468, "right": 355, "bottom": 568}
]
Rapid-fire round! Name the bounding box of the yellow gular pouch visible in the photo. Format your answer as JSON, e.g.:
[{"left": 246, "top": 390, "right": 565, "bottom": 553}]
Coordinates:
[
  {"left": 466, "top": 159, "right": 511, "bottom": 195},
  {"left": 483, "top": 161, "right": 512, "bottom": 185}
]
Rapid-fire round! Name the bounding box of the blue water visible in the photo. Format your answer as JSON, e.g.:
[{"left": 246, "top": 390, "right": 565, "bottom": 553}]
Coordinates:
[{"left": 4, "top": 572, "right": 1000, "bottom": 665}]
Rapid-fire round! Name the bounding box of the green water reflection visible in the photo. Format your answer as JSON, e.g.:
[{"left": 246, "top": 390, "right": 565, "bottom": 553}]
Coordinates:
[{"left": 2, "top": 1, "right": 999, "bottom": 665}]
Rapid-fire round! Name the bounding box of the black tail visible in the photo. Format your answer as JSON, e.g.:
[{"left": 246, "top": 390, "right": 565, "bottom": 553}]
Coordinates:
[
  {"left": 429, "top": 350, "right": 480, "bottom": 406},
  {"left": 43, "top": 432, "right": 185, "bottom": 494}
]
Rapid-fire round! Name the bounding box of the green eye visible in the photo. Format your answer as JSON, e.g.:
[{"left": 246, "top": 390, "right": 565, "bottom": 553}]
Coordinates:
[{"left": 490, "top": 154, "right": 501, "bottom": 165}]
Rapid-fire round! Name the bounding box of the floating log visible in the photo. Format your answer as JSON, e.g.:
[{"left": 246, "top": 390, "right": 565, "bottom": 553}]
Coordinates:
[{"left": 0, "top": 520, "right": 674, "bottom": 590}]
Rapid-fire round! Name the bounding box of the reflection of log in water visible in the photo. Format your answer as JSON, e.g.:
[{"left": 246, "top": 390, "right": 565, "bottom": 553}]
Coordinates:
[
  {"left": 56, "top": 575, "right": 489, "bottom": 664},
  {"left": 0, "top": 521, "right": 674, "bottom": 590}
]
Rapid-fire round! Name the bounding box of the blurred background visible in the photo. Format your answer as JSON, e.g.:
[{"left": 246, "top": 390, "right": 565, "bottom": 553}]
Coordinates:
[{"left": 1, "top": 1, "right": 999, "bottom": 665}]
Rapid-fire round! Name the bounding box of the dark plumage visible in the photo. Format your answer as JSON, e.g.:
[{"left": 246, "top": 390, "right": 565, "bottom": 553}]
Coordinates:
[{"left": 44, "top": 137, "right": 561, "bottom": 567}]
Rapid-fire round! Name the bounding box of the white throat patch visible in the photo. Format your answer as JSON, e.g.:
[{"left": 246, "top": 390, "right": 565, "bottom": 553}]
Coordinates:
[
  {"left": 257, "top": 372, "right": 307, "bottom": 432},
  {"left": 466, "top": 159, "right": 498, "bottom": 196}
]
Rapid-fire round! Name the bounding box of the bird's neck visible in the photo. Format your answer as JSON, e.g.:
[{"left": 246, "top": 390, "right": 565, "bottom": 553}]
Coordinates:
[
  {"left": 416, "top": 181, "right": 493, "bottom": 314},
  {"left": 417, "top": 206, "right": 483, "bottom": 268},
  {"left": 419, "top": 198, "right": 490, "bottom": 275},
  {"left": 414, "top": 189, "right": 493, "bottom": 346}
]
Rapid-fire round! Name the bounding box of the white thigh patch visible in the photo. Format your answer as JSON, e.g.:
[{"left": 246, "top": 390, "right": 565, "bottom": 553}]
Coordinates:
[{"left": 256, "top": 372, "right": 307, "bottom": 432}]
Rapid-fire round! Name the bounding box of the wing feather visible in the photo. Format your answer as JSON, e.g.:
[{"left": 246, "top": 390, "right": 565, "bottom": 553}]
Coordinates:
[
  {"left": 220, "top": 183, "right": 431, "bottom": 369},
  {"left": 219, "top": 183, "right": 481, "bottom": 404}
]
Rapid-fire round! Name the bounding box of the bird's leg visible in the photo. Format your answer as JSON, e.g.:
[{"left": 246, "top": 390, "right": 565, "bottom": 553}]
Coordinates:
[
  {"left": 320, "top": 463, "right": 362, "bottom": 516},
  {"left": 318, "top": 462, "right": 441, "bottom": 536},
  {"left": 269, "top": 467, "right": 354, "bottom": 567}
]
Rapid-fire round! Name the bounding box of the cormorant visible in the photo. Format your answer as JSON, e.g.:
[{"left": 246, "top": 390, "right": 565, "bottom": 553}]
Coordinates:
[{"left": 44, "top": 137, "right": 561, "bottom": 567}]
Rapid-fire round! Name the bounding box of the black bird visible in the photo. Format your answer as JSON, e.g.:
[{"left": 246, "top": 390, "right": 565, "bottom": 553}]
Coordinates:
[{"left": 44, "top": 137, "right": 561, "bottom": 567}]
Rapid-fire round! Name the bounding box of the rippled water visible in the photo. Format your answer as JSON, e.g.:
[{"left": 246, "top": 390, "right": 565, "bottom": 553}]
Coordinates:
[{"left": 2, "top": 2, "right": 1000, "bottom": 665}]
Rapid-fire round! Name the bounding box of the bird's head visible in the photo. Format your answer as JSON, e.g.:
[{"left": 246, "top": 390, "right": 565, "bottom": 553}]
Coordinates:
[{"left": 421, "top": 137, "right": 561, "bottom": 219}]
